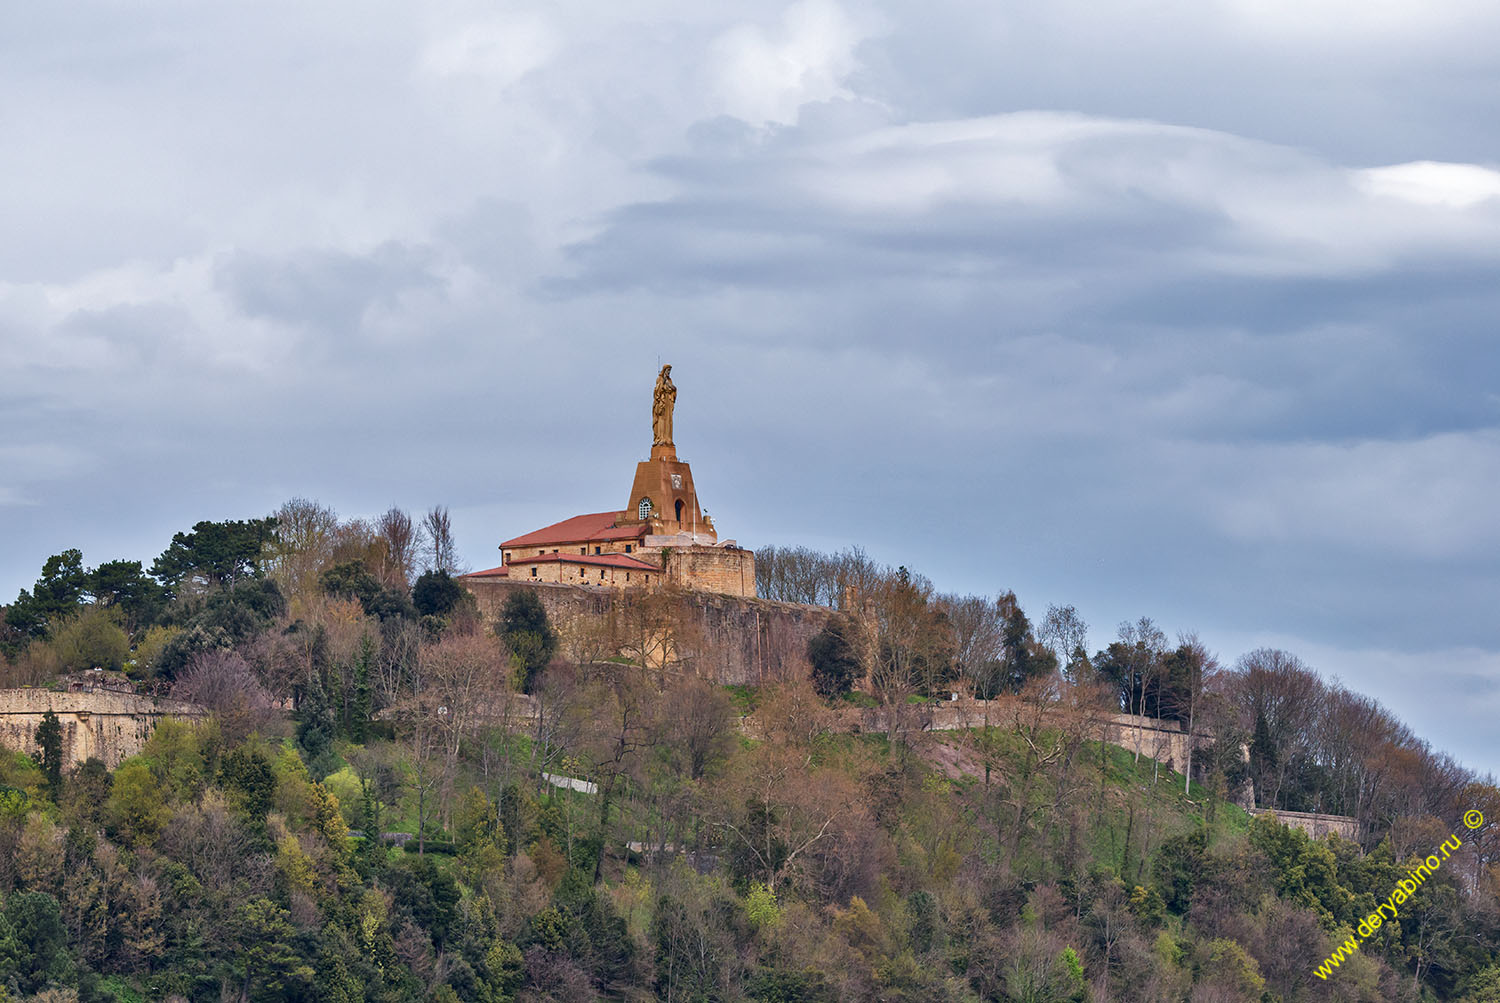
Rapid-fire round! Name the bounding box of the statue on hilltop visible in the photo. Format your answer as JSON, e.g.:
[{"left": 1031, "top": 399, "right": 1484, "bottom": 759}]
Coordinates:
[{"left": 652, "top": 364, "right": 676, "bottom": 447}]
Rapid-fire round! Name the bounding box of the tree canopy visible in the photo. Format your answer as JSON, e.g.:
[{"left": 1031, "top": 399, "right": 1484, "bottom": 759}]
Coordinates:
[{"left": 150, "top": 517, "right": 279, "bottom": 596}]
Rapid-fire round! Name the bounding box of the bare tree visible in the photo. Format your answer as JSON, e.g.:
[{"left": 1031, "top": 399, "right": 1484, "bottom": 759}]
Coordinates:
[
  {"left": 422, "top": 505, "right": 462, "bottom": 575},
  {"left": 420, "top": 632, "right": 509, "bottom": 832},
  {"left": 374, "top": 506, "right": 422, "bottom": 587},
  {"left": 658, "top": 675, "right": 736, "bottom": 781},
  {"left": 374, "top": 621, "right": 422, "bottom": 710},
  {"left": 330, "top": 517, "right": 380, "bottom": 570},
  {"left": 265, "top": 498, "right": 339, "bottom": 608},
  {"left": 529, "top": 664, "right": 584, "bottom": 793},
  {"left": 942, "top": 593, "right": 1004, "bottom": 699},
  {"left": 1040, "top": 604, "right": 1090, "bottom": 684},
  {"left": 407, "top": 715, "right": 446, "bottom": 856},
  {"left": 1231, "top": 648, "right": 1323, "bottom": 808},
  {"left": 1174, "top": 632, "right": 1218, "bottom": 795},
  {"left": 1117, "top": 617, "right": 1167, "bottom": 765},
  {"left": 580, "top": 662, "right": 656, "bottom": 882},
  {"left": 172, "top": 650, "right": 280, "bottom": 742},
  {"left": 715, "top": 682, "right": 861, "bottom": 895}
]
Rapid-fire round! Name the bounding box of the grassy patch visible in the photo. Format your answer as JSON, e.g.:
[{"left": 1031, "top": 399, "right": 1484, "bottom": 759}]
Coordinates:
[
  {"left": 723, "top": 684, "right": 759, "bottom": 714},
  {"left": 96, "top": 976, "right": 145, "bottom": 1003}
]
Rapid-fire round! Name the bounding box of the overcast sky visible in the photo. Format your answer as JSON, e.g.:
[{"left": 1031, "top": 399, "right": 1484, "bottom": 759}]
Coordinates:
[{"left": 3, "top": 0, "right": 1497, "bottom": 776}]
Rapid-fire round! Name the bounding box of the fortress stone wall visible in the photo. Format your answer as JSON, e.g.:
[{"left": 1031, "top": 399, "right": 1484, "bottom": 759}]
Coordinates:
[
  {"left": 1247, "top": 807, "right": 1361, "bottom": 841},
  {"left": 842, "top": 702, "right": 1202, "bottom": 769},
  {"left": 462, "top": 578, "right": 831, "bottom": 685},
  {"left": 660, "top": 546, "right": 756, "bottom": 599},
  {"left": 0, "top": 689, "right": 206, "bottom": 769}
]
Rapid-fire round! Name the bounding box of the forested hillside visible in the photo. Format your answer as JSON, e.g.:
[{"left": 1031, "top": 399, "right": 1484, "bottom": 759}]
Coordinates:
[{"left": 1, "top": 503, "right": 1496, "bottom": 1003}]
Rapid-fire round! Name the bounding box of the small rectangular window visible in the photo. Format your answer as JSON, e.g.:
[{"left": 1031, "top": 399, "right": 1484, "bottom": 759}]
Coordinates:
[
  {"left": 530, "top": 567, "right": 537, "bottom": 577},
  {"left": 594, "top": 546, "right": 601, "bottom": 555},
  {"left": 504, "top": 552, "right": 511, "bottom": 562},
  {"left": 625, "top": 544, "right": 632, "bottom": 553},
  {"left": 580, "top": 547, "right": 586, "bottom": 555},
  {"left": 625, "top": 572, "right": 630, "bottom": 582}
]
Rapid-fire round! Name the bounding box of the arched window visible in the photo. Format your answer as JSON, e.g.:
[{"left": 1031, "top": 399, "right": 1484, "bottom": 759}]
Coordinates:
[
  {"left": 675, "top": 498, "right": 684, "bottom": 522},
  {"left": 638, "top": 497, "right": 653, "bottom": 520}
]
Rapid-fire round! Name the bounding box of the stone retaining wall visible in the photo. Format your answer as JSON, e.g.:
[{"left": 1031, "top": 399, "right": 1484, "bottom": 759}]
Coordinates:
[
  {"left": 0, "top": 688, "right": 206, "bottom": 769},
  {"left": 1247, "top": 807, "right": 1361, "bottom": 841}
]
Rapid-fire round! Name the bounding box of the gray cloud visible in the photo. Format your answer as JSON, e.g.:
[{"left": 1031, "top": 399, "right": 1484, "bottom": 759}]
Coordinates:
[{"left": 1, "top": 0, "right": 1497, "bottom": 774}]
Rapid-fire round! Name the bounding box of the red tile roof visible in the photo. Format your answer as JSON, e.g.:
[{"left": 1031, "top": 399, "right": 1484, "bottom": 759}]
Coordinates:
[
  {"left": 464, "top": 565, "right": 510, "bottom": 578},
  {"left": 499, "top": 511, "right": 646, "bottom": 549}
]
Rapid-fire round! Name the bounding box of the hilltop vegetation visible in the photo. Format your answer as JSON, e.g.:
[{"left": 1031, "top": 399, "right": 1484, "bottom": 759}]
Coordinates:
[{"left": 0, "top": 506, "right": 1497, "bottom": 1003}]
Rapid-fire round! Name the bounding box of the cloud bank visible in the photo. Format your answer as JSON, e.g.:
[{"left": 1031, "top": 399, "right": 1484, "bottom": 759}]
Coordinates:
[{"left": 2, "top": 0, "right": 1497, "bottom": 773}]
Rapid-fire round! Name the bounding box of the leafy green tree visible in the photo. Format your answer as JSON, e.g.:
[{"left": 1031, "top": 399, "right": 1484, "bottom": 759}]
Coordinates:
[
  {"left": 454, "top": 786, "right": 501, "bottom": 854},
  {"left": 59, "top": 757, "right": 110, "bottom": 829},
  {"left": 1152, "top": 826, "right": 1207, "bottom": 915},
  {"left": 497, "top": 590, "right": 557, "bottom": 694},
  {"left": 49, "top": 604, "right": 130, "bottom": 672},
  {"left": 88, "top": 559, "right": 165, "bottom": 631},
  {"left": 1247, "top": 814, "right": 1348, "bottom": 925},
  {"left": 154, "top": 578, "right": 286, "bottom": 679},
  {"left": 297, "top": 667, "right": 337, "bottom": 777},
  {"left": 322, "top": 561, "right": 381, "bottom": 607},
  {"left": 7, "top": 550, "right": 90, "bottom": 638},
  {"left": 0, "top": 892, "right": 72, "bottom": 994},
  {"left": 150, "top": 517, "right": 278, "bottom": 596},
  {"left": 231, "top": 898, "right": 314, "bottom": 1002},
  {"left": 315, "top": 949, "right": 365, "bottom": 1003},
  {"left": 105, "top": 758, "right": 169, "bottom": 846},
  {"left": 1458, "top": 963, "right": 1500, "bottom": 1003},
  {"left": 204, "top": 576, "right": 287, "bottom": 624},
  {"left": 326, "top": 561, "right": 414, "bottom": 625},
  {"left": 219, "top": 746, "right": 277, "bottom": 828},
  {"left": 1155, "top": 644, "right": 1202, "bottom": 727},
  {"left": 347, "top": 634, "right": 374, "bottom": 743},
  {"left": 33, "top": 711, "right": 62, "bottom": 801},
  {"left": 363, "top": 587, "right": 417, "bottom": 623},
  {"left": 747, "top": 968, "right": 836, "bottom": 1002},
  {"left": 1093, "top": 642, "right": 1143, "bottom": 714},
  {"left": 997, "top": 590, "right": 1054, "bottom": 693},
  {"left": 412, "top": 570, "right": 463, "bottom": 618},
  {"left": 807, "top": 616, "right": 861, "bottom": 698},
  {"left": 483, "top": 940, "right": 525, "bottom": 1003}
]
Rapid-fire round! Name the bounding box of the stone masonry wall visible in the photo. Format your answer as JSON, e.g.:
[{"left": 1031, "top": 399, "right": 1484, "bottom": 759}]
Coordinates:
[
  {"left": 672, "top": 587, "right": 829, "bottom": 684},
  {"left": 0, "top": 689, "right": 206, "bottom": 769},
  {"left": 504, "top": 561, "right": 657, "bottom": 589},
  {"left": 1247, "top": 807, "right": 1361, "bottom": 841},
  {"left": 659, "top": 546, "right": 756, "bottom": 599},
  {"left": 460, "top": 578, "right": 829, "bottom": 685},
  {"left": 840, "top": 701, "right": 1201, "bottom": 769}
]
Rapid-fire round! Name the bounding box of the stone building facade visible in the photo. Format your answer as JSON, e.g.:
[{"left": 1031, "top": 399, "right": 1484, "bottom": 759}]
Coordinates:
[{"left": 464, "top": 365, "right": 755, "bottom": 598}]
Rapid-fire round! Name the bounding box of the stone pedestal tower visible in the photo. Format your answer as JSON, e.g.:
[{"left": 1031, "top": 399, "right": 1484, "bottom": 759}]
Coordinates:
[{"left": 616, "top": 364, "right": 718, "bottom": 544}]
